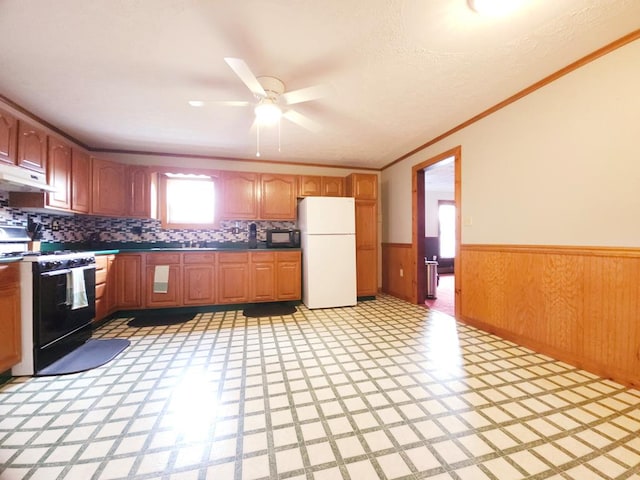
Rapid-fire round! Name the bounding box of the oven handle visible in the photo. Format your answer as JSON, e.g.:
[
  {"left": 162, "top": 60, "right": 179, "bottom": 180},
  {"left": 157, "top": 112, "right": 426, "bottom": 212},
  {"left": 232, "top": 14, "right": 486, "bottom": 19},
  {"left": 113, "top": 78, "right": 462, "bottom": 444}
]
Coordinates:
[{"left": 40, "top": 265, "right": 96, "bottom": 277}]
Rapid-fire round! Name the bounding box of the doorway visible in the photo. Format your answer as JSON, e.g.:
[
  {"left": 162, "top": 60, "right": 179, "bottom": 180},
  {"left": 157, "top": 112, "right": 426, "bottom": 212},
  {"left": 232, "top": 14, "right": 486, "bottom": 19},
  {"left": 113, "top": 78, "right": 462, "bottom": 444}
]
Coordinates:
[{"left": 412, "top": 146, "right": 461, "bottom": 316}]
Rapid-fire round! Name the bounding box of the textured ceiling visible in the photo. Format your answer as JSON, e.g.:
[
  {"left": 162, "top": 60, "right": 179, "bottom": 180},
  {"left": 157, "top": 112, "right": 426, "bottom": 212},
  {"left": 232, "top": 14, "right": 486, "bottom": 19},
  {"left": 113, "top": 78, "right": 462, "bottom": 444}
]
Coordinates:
[{"left": 0, "top": 0, "right": 638, "bottom": 169}]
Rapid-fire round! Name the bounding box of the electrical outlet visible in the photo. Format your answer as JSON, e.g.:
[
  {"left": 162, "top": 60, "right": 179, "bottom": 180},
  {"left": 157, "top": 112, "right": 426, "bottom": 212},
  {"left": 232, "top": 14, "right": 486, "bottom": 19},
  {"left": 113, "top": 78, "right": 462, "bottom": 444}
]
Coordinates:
[
  {"left": 399, "top": 268, "right": 404, "bottom": 278},
  {"left": 51, "top": 220, "right": 60, "bottom": 231}
]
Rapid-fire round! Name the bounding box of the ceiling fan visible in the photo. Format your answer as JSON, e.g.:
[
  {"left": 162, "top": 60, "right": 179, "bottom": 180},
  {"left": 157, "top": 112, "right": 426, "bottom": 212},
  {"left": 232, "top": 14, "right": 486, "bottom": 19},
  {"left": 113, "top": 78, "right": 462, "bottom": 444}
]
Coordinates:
[{"left": 189, "top": 57, "right": 328, "bottom": 134}]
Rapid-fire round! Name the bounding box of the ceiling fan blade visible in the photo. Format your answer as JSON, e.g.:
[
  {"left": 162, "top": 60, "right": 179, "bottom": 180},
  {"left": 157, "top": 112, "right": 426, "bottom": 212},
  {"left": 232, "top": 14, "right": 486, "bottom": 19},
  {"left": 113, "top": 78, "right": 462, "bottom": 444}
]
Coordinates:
[
  {"left": 224, "top": 57, "right": 266, "bottom": 98},
  {"left": 281, "top": 84, "right": 329, "bottom": 105},
  {"left": 189, "top": 100, "right": 251, "bottom": 107},
  {"left": 282, "top": 110, "right": 322, "bottom": 133}
]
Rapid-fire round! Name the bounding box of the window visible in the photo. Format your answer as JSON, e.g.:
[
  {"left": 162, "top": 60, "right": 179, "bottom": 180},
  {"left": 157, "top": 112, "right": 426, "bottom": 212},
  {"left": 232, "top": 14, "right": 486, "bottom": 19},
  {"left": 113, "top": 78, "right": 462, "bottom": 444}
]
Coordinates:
[
  {"left": 159, "top": 173, "right": 217, "bottom": 229},
  {"left": 438, "top": 201, "right": 456, "bottom": 259}
]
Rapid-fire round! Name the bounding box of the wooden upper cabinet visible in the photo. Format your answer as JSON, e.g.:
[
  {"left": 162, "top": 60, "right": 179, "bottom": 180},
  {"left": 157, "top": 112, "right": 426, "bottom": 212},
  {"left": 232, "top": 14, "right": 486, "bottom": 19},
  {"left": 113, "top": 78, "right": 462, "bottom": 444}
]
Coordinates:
[
  {"left": 46, "top": 137, "right": 72, "bottom": 210},
  {"left": 322, "top": 176, "right": 345, "bottom": 197},
  {"left": 260, "top": 174, "right": 297, "bottom": 220},
  {"left": 299, "top": 175, "right": 322, "bottom": 197},
  {"left": 299, "top": 175, "right": 344, "bottom": 197},
  {"left": 221, "top": 171, "right": 259, "bottom": 219},
  {"left": 346, "top": 173, "right": 377, "bottom": 200},
  {"left": 0, "top": 107, "right": 18, "bottom": 165},
  {"left": 127, "top": 165, "right": 152, "bottom": 218},
  {"left": 71, "top": 148, "right": 91, "bottom": 213},
  {"left": 91, "top": 157, "right": 127, "bottom": 216},
  {"left": 17, "top": 120, "right": 47, "bottom": 173}
]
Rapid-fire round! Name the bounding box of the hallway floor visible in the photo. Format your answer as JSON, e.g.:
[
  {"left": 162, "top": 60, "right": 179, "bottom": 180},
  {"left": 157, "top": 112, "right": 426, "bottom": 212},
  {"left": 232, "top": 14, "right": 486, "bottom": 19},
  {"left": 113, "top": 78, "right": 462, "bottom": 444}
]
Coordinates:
[
  {"left": 424, "top": 274, "right": 455, "bottom": 317},
  {"left": 1, "top": 295, "right": 639, "bottom": 479}
]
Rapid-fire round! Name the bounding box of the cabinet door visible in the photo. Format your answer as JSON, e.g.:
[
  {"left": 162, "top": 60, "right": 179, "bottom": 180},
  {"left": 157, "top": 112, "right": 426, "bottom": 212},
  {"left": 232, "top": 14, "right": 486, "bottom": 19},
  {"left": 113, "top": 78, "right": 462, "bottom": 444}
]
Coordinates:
[
  {"left": 184, "top": 264, "right": 216, "bottom": 305},
  {"left": 346, "top": 173, "right": 377, "bottom": 200},
  {"left": 71, "top": 148, "right": 91, "bottom": 213},
  {"left": 260, "top": 174, "right": 297, "bottom": 219},
  {"left": 298, "top": 175, "right": 322, "bottom": 197},
  {"left": 355, "top": 248, "right": 378, "bottom": 297},
  {"left": 128, "top": 166, "right": 152, "bottom": 218},
  {"left": 0, "top": 264, "right": 21, "bottom": 372},
  {"left": 218, "top": 252, "right": 250, "bottom": 304},
  {"left": 276, "top": 251, "right": 301, "bottom": 300},
  {"left": 91, "top": 157, "right": 126, "bottom": 216},
  {"left": 322, "top": 176, "right": 345, "bottom": 197},
  {"left": 47, "top": 137, "right": 72, "bottom": 210},
  {"left": 221, "top": 171, "right": 258, "bottom": 219},
  {"left": 0, "top": 107, "right": 18, "bottom": 165},
  {"left": 145, "top": 265, "right": 182, "bottom": 307},
  {"left": 115, "top": 254, "right": 142, "bottom": 309},
  {"left": 17, "top": 120, "right": 47, "bottom": 173},
  {"left": 355, "top": 200, "right": 378, "bottom": 297},
  {"left": 251, "top": 252, "right": 276, "bottom": 301}
]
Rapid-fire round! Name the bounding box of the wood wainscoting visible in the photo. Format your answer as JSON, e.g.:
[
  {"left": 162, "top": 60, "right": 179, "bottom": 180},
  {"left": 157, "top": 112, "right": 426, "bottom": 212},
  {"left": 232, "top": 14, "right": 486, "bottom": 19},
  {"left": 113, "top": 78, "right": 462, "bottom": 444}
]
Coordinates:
[
  {"left": 382, "top": 243, "right": 415, "bottom": 302},
  {"left": 460, "top": 244, "right": 640, "bottom": 389}
]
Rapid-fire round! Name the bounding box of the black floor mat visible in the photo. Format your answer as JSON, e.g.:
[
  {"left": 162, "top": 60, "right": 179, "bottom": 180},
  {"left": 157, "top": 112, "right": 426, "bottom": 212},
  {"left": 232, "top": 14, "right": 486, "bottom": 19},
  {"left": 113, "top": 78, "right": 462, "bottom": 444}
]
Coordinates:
[
  {"left": 37, "top": 339, "right": 130, "bottom": 376},
  {"left": 127, "top": 312, "right": 195, "bottom": 327},
  {"left": 243, "top": 303, "right": 297, "bottom": 318}
]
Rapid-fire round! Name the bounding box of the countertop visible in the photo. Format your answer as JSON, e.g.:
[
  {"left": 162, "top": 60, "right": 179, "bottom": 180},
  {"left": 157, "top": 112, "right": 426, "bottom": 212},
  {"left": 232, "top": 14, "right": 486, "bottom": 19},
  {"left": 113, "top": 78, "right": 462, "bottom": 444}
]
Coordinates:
[{"left": 40, "top": 242, "right": 301, "bottom": 256}]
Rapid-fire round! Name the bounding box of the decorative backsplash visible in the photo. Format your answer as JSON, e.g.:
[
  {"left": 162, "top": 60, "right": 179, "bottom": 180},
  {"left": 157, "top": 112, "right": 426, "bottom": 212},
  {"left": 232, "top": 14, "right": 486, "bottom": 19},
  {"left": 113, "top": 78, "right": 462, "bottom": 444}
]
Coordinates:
[{"left": 0, "top": 191, "right": 295, "bottom": 245}]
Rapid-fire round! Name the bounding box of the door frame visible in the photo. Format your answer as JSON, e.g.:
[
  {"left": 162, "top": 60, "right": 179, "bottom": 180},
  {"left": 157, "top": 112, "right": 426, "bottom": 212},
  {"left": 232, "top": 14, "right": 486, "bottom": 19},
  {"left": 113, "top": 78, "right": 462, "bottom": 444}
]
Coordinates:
[{"left": 412, "top": 145, "right": 461, "bottom": 315}]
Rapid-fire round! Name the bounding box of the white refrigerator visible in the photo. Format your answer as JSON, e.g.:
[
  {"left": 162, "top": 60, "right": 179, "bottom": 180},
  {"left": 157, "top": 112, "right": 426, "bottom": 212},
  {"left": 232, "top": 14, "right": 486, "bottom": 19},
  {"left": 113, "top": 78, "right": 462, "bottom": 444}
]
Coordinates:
[{"left": 298, "top": 197, "right": 357, "bottom": 309}]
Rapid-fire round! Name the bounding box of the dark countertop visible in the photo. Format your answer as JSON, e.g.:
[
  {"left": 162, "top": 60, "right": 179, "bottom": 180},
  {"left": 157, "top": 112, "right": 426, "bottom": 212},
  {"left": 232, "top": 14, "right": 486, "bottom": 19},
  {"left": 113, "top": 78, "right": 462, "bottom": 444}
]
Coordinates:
[
  {"left": 41, "top": 242, "right": 301, "bottom": 255},
  {"left": 0, "top": 256, "right": 23, "bottom": 264}
]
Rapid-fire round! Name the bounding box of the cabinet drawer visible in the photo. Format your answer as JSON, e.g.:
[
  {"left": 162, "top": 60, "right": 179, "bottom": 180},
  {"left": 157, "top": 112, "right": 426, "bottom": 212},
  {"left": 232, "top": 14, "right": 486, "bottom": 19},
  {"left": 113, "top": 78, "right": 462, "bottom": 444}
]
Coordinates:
[
  {"left": 218, "top": 252, "right": 249, "bottom": 263},
  {"left": 251, "top": 252, "right": 275, "bottom": 263},
  {"left": 95, "top": 255, "right": 109, "bottom": 270},
  {"left": 0, "top": 263, "right": 19, "bottom": 283},
  {"left": 146, "top": 253, "right": 181, "bottom": 265},
  {"left": 183, "top": 252, "right": 216, "bottom": 264},
  {"left": 95, "top": 282, "right": 106, "bottom": 299},
  {"left": 277, "top": 251, "right": 300, "bottom": 262},
  {"left": 95, "top": 268, "right": 108, "bottom": 285}
]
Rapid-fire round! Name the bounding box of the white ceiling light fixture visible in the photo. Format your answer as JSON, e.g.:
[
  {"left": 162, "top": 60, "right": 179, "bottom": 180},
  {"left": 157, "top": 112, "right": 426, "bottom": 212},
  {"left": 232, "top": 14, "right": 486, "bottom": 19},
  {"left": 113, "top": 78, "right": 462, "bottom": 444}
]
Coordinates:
[{"left": 467, "top": 0, "right": 525, "bottom": 16}]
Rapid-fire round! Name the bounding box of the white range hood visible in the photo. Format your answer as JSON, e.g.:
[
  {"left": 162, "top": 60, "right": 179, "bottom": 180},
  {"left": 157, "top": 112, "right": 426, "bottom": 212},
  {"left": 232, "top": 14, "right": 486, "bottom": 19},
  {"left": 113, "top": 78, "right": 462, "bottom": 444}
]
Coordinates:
[{"left": 0, "top": 163, "right": 56, "bottom": 193}]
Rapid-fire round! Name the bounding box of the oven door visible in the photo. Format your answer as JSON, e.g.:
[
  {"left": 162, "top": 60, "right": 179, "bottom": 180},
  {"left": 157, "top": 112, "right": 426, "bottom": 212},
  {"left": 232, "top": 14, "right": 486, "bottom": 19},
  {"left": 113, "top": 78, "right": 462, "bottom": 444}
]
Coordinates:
[{"left": 34, "top": 265, "right": 96, "bottom": 370}]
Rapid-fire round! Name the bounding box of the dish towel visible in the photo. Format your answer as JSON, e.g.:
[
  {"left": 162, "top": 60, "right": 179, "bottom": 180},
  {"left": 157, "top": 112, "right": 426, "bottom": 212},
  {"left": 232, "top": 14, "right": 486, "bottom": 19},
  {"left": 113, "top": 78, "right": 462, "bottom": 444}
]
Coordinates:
[
  {"left": 67, "top": 269, "right": 88, "bottom": 310},
  {"left": 153, "top": 265, "right": 170, "bottom": 293}
]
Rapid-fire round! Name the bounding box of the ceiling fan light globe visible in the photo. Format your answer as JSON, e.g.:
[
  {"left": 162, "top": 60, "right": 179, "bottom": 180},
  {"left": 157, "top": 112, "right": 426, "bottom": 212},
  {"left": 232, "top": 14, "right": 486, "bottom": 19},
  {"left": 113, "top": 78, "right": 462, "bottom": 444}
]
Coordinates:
[{"left": 255, "top": 103, "right": 282, "bottom": 126}]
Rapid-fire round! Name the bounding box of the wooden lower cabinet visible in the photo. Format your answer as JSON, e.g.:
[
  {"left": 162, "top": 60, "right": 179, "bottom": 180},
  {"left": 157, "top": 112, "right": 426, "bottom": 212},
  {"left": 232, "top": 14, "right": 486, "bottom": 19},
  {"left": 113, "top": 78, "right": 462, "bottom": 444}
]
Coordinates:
[
  {"left": 108, "top": 250, "right": 300, "bottom": 312},
  {"left": 145, "top": 253, "right": 182, "bottom": 307},
  {"left": 115, "top": 254, "right": 143, "bottom": 309},
  {"left": 251, "top": 252, "right": 277, "bottom": 301},
  {"left": 218, "top": 252, "right": 251, "bottom": 304},
  {"left": 0, "top": 263, "right": 21, "bottom": 372},
  {"left": 277, "top": 251, "right": 301, "bottom": 300},
  {"left": 95, "top": 254, "right": 115, "bottom": 322},
  {"left": 183, "top": 252, "right": 216, "bottom": 305}
]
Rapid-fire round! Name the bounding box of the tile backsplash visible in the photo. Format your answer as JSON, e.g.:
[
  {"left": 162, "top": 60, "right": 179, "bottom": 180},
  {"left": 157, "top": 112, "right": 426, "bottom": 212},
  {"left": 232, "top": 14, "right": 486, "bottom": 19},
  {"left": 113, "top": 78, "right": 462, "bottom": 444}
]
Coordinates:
[{"left": 0, "top": 191, "right": 295, "bottom": 244}]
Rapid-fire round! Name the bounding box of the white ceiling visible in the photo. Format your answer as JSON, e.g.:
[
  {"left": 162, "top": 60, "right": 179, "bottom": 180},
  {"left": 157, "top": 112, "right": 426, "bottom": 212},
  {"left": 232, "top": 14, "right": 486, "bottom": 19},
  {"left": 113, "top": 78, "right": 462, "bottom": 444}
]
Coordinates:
[{"left": 0, "top": 1, "right": 638, "bottom": 170}]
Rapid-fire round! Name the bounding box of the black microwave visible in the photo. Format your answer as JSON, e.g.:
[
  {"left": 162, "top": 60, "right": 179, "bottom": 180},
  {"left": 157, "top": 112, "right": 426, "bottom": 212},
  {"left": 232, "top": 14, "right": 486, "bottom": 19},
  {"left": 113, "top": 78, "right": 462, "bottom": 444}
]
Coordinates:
[{"left": 266, "top": 229, "right": 301, "bottom": 248}]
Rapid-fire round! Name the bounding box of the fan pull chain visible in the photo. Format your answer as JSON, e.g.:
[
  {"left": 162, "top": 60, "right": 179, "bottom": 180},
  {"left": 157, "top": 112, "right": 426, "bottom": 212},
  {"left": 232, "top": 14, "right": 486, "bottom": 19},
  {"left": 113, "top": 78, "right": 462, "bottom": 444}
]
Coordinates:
[
  {"left": 278, "top": 118, "right": 281, "bottom": 153},
  {"left": 256, "top": 124, "right": 261, "bottom": 157}
]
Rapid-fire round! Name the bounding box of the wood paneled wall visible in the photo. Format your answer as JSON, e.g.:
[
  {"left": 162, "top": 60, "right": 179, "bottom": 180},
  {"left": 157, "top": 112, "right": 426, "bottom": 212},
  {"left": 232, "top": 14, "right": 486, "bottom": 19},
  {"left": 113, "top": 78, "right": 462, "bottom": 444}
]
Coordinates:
[
  {"left": 460, "top": 244, "right": 640, "bottom": 389},
  {"left": 382, "top": 243, "right": 415, "bottom": 302}
]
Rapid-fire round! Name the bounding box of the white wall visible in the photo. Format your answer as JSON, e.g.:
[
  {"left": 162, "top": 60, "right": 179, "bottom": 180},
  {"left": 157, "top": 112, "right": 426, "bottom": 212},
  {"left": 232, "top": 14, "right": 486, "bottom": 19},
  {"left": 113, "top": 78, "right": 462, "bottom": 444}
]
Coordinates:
[{"left": 382, "top": 38, "right": 640, "bottom": 247}]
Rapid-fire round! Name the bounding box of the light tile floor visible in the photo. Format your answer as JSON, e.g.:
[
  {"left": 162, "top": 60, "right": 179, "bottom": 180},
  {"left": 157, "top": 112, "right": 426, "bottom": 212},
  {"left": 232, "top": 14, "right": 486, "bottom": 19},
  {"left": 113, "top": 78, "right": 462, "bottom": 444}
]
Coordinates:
[{"left": 1, "top": 294, "right": 640, "bottom": 480}]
